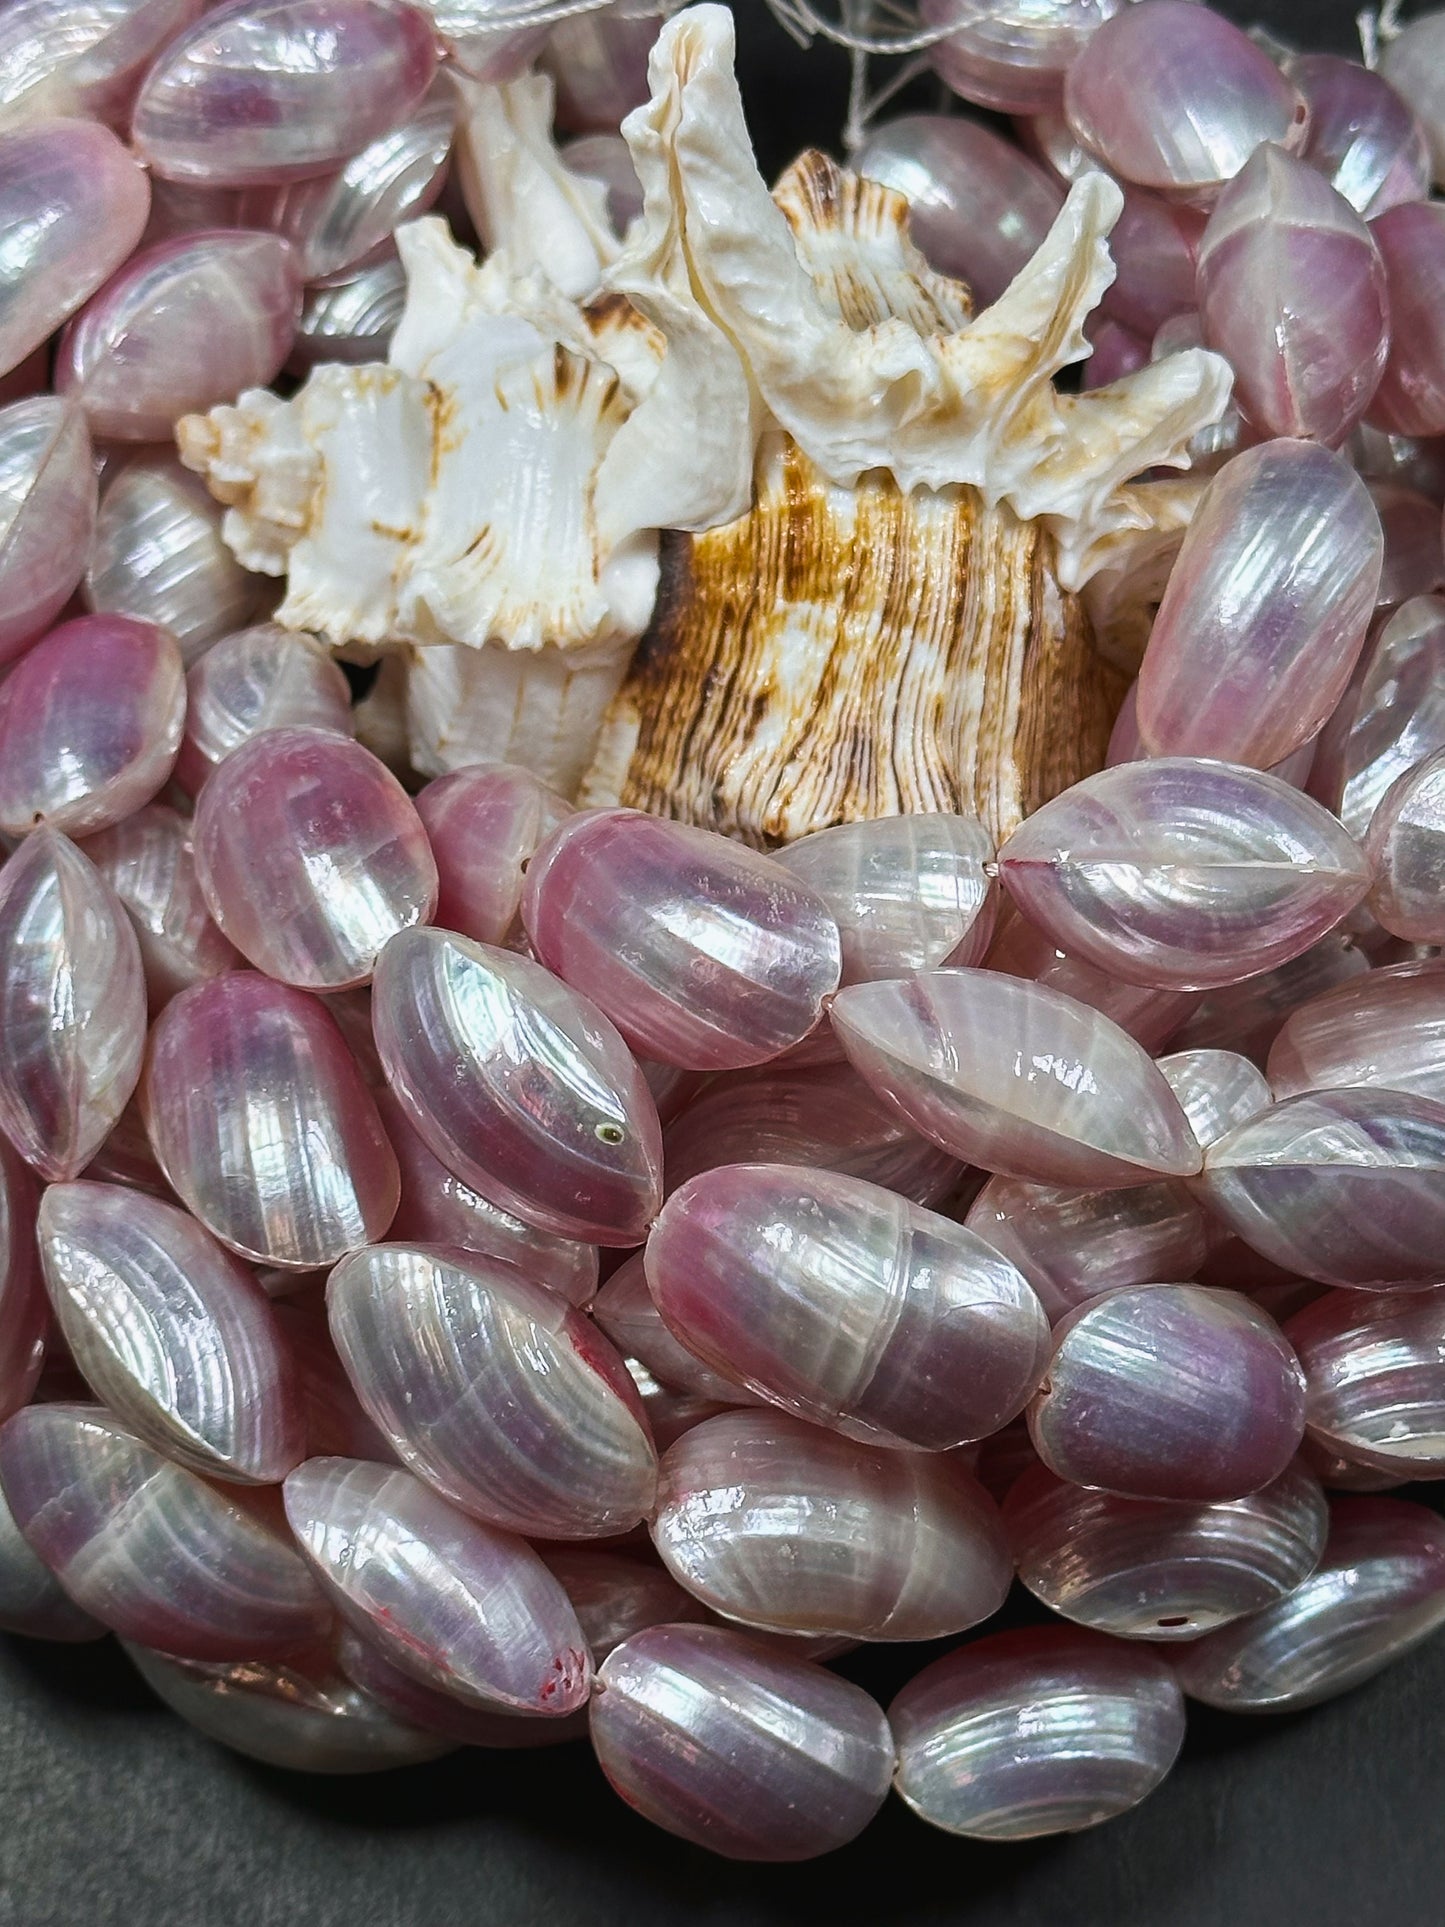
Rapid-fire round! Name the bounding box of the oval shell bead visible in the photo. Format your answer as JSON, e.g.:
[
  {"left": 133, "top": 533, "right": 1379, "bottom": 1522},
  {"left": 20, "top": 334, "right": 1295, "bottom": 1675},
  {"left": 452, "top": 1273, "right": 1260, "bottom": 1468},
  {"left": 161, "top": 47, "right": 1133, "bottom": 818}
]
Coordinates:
[
  {"left": 591, "top": 1253, "right": 752, "bottom": 1406},
  {"left": 175, "top": 624, "right": 353, "bottom": 796},
  {"left": 1267, "top": 961, "right": 1445, "bottom": 1104},
  {"left": 0, "top": 1479, "right": 103, "bottom": 1643},
  {"left": 37, "top": 1181, "right": 305, "bottom": 1485},
  {"left": 81, "top": 804, "right": 242, "bottom": 1007},
  {"left": 542, "top": 1548, "right": 707, "bottom": 1667},
  {"left": 327, "top": 1243, "right": 657, "bottom": 1540},
  {"left": 0, "top": 397, "right": 96, "bottom": 664},
  {"left": 1136, "top": 442, "right": 1384, "bottom": 768},
  {"left": 414, "top": 763, "right": 572, "bottom": 947},
  {"left": 543, "top": 10, "right": 657, "bottom": 131},
  {"left": 334, "top": 1628, "right": 584, "bottom": 1749},
  {"left": 997, "top": 760, "right": 1371, "bottom": 991},
  {"left": 0, "top": 1141, "right": 44, "bottom": 1424},
  {"left": 1157, "top": 1048, "right": 1273, "bottom": 1151},
  {"left": 646, "top": 1165, "right": 1049, "bottom": 1449},
  {"left": 0, "top": 615, "right": 185, "bottom": 839},
  {"left": 0, "top": 1403, "right": 329, "bottom": 1659},
  {"left": 1367, "top": 203, "right": 1445, "bottom": 436},
  {"left": 142, "top": 971, "right": 399, "bottom": 1268},
  {"left": 133, "top": 0, "right": 438, "bottom": 187},
  {"left": 890, "top": 1626, "right": 1186, "bottom": 1840},
  {"left": 193, "top": 728, "right": 437, "bottom": 991},
  {"left": 1170, "top": 930, "right": 1366, "bottom": 1064},
  {"left": 372, "top": 927, "right": 662, "bottom": 1246},
  {"left": 921, "top": 0, "right": 1121, "bottom": 115},
  {"left": 0, "top": 0, "right": 206, "bottom": 129},
  {"left": 985, "top": 906, "right": 1199, "bottom": 1051},
  {"left": 650, "top": 1408, "right": 1010, "bottom": 1641},
  {"left": 1286, "top": 1289, "right": 1445, "bottom": 1477},
  {"left": 590, "top": 1624, "right": 892, "bottom": 1863},
  {"left": 1315, "top": 598, "right": 1445, "bottom": 838},
  {"left": 1364, "top": 749, "right": 1445, "bottom": 942},
  {"left": 830, "top": 969, "right": 1201, "bottom": 1187},
  {"left": 0, "top": 830, "right": 145, "bottom": 1182},
  {"left": 1004, "top": 1461, "right": 1329, "bottom": 1640},
  {"left": 1028, "top": 1285, "right": 1307, "bottom": 1502},
  {"left": 1172, "top": 1497, "right": 1445, "bottom": 1711},
  {"left": 1291, "top": 52, "right": 1432, "bottom": 219},
  {"left": 283, "top": 1458, "right": 591, "bottom": 1713}
]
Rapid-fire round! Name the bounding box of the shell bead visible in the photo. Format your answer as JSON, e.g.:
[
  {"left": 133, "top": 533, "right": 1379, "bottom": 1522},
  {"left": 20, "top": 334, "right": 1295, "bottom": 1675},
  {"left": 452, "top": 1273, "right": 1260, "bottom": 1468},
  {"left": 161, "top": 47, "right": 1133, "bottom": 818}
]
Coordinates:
[
  {"left": 82, "top": 804, "right": 242, "bottom": 1008},
  {"left": 414, "top": 764, "right": 572, "bottom": 949},
  {"left": 1267, "top": 960, "right": 1445, "bottom": 1104},
  {"left": 1286, "top": 1289, "right": 1445, "bottom": 1477},
  {"left": 175, "top": 625, "right": 354, "bottom": 797},
  {"left": 0, "top": 397, "right": 96, "bottom": 665}
]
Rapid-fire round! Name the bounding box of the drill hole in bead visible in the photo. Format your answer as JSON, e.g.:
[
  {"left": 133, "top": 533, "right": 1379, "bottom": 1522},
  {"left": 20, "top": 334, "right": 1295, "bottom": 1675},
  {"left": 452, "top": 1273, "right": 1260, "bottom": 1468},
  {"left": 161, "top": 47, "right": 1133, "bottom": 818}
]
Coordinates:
[
  {"left": 1157, "top": 1616, "right": 1191, "bottom": 1629},
  {"left": 595, "top": 1122, "right": 626, "bottom": 1145}
]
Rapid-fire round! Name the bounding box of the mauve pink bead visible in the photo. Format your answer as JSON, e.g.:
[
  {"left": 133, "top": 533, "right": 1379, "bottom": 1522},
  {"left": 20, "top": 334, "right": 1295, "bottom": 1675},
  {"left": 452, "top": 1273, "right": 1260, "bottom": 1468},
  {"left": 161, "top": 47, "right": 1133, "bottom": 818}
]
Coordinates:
[
  {"left": 1314, "top": 596, "right": 1445, "bottom": 837},
  {"left": 541, "top": 1547, "right": 708, "bottom": 1666},
  {"left": 1300, "top": 1436, "right": 1408, "bottom": 1494},
  {"left": 1368, "top": 203, "right": 1445, "bottom": 437},
  {"left": 0, "top": 830, "right": 146, "bottom": 1182},
  {"left": 1197, "top": 144, "right": 1390, "bottom": 447},
  {"left": 0, "top": 397, "right": 96, "bottom": 666},
  {"left": 0, "top": 0, "right": 205, "bottom": 129},
  {"left": 1063, "top": 1, "right": 1307, "bottom": 204},
  {"left": 1136, "top": 441, "right": 1384, "bottom": 768},
  {"left": 0, "top": 119, "right": 150, "bottom": 377},
  {"left": 0, "top": 1140, "right": 44, "bottom": 1425},
  {"left": 1082, "top": 317, "right": 1149, "bottom": 391},
  {"left": 543, "top": 9, "right": 656, "bottom": 132},
  {"left": 141, "top": 971, "right": 400, "bottom": 1268},
  {"left": 133, "top": 0, "right": 438, "bottom": 187},
  {"left": 82, "top": 1094, "right": 172, "bottom": 1199},
  {"left": 522, "top": 809, "right": 840, "bottom": 1073},
  {"left": 272, "top": 1297, "right": 396, "bottom": 1461},
  {"left": 175, "top": 625, "right": 353, "bottom": 797},
  {"left": 591, "top": 1624, "right": 893, "bottom": 1862},
  {"left": 0, "top": 615, "right": 185, "bottom": 839},
  {"left": 55, "top": 232, "right": 301, "bottom": 443},
  {"left": 0, "top": 1479, "right": 103, "bottom": 1643},
  {"left": 851, "top": 114, "right": 1064, "bottom": 306},
  {"left": 336, "top": 1626, "right": 586, "bottom": 1748},
  {"left": 920, "top": 0, "right": 1122, "bottom": 115},
  {"left": 414, "top": 763, "right": 572, "bottom": 948},
  {"left": 1027, "top": 1284, "right": 1307, "bottom": 1502},
  {"left": 372, "top": 927, "right": 662, "bottom": 1246},
  {"left": 592, "top": 1252, "right": 752, "bottom": 1407},
  {"left": 82, "top": 804, "right": 242, "bottom": 1009},
  {"left": 985, "top": 905, "right": 1198, "bottom": 1050},
  {"left": 1364, "top": 748, "right": 1445, "bottom": 942},
  {"left": 1156, "top": 1047, "right": 1273, "bottom": 1152},
  {"left": 1171, "top": 931, "right": 1368, "bottom": 1064},
  {"left": 1380, "top": 14, "right": 1445, "bottom": 187},
  {"left": 421, "top": 0, "right": 547, "bottom": 82},
  {"left": 1291, "top": 53, "right": 1431, "bottom": 219},
  {"left": 1098, "top": 188, "right": 1201, "bottom": 341},
  {"left": 1287, "top": 1288, "right": 1445, "bottom": 1479}
]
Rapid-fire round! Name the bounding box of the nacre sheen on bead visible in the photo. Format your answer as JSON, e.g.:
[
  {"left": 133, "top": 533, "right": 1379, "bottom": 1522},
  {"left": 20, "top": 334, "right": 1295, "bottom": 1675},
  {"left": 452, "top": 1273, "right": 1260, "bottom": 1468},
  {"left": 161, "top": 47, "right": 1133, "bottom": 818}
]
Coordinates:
[
  {"left": 0, "top": 0, "right": 206, "bottom": 131},
  {"left": 1267, "top": 960, "right": 1445, "bottom": 1104},
  {"left": 82, "top": 803, "right": 242, "bottom": 1007},
  {"left": 1364, "top": 749, "right": 1445, "bottom": 943},
  {"left": 0, "top": 1140, "right": 44, "bottom": 1425},
  {"left": 1287, "top": 1288, "right": 1445, "bottom": 1476},
  {"left": 1157, "top": 1048, "right": 1273, "bottom": 1151},
  {"left": 591, "top": 1252, "right": 751, "bottom": 1406},
  {"left": 1292, "top": 51, "right": 1432, "bottom": 219},
  {"left": 415, "top": 763, "right": 572, "bottom": 947},
  {"left": 176, "top": 624, "right": 353, "bottom": 796},
  {"left": 921, "top": 0, "right": 1122, "bottom": 115},
  {"left": 1319, "top": 596, "right": 1445, "bottom": 839},
  {"left": 1368, "top": 201, "right": 1445, "bottom": 438},
  {"left": 0, "top": 397, "right": 96, "bottom": 664},
  {"left": 0, "top": 1478, "right": 102, "bottom": 1643}
]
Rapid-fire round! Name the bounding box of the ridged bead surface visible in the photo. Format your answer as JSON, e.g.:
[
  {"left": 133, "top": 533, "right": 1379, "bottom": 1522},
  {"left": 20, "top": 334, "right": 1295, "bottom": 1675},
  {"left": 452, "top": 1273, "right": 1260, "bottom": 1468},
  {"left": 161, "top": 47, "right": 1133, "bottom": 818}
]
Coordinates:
[
  {"left": 1199, "top": 1087, "right": 1445, "bottom": 1288},
  {"left": 1028, "top": 1285, "right": 1307, "bottom": 1501},
  {"left": 543, "top": 10, "right": 656, "bottom": 131},
  {"left": 1171, "top": 931, "right": 1367, "bottom": 1064},
  {"left": 591, "top": 1252, "right": 751, "bottom": 1406},
  {"left": 193, "top": 727, "right": 437, "bottom": 991},
  {"left": 1268, "top": 961, "right": 1445, "bottom": 1104},
  {"left": 591, "top": 1624, "right": 893, "bottom": 1862},
  {"left": 1004, "top": 1461, "right": 1329, "bottom": 1639},
  {"left": 419, "top": 0, "right": 546, "bottom": 82},
  {"left": 0, "top": 830, "right": 145, "bottom": 1182},
  {"left": 651, "top": 1408, "right": 1010, "bottom": 1641},
  {"left": 1380, "top": 15, "right": 1445, "bottom": 185},
  {"left": 283, "top": 1458, "right": 592, "bottom": 1713},
  {"left": 1292, "top": 52, "right": 1431, "bottom": 218},
  {"left": 176, "top": 625, "right": 353, "bottom": 797},
  {"left": 985, "top": 907, "right": 1198, "bottom": 1051},
  {"left": 0, "top": 1140, "right": 44, "bottom": 1424},
  {"left": 0, "top": 1479, "right": 103, "bottom": 1643},
  {"left": 1319, "top": 597, "right": 1445, "bottom": 838},
  {"left": 133, "top": 0, "right": 438, "bottom": 186},
  {"left": 37, "top": 1181, "right": 305, "bottom": 1485},
  {"left": 1364, "top": 749, "right": 1445, "bottom": 942},
  {"left": 414, "top": 764, "right": 572, "bottom": 948},
  {"left": 921, "top": 0, "right": 1122, "bottom": 115},
  {"left": 290, "top": 252, "right": 407, "bottom": 369},
  {"left": 82, "top": 803, "right": 242, "bottom": 1007},
  {"left": 831, "top": 969, "right": 1201, "bottom": 1187},
  {"left": 0, "top": 397, "right": 96, "bottom": 664},
  {"left": 1372, "top": 481, "right": 1445, "bottom": 606},
  {"left": 1136, "top": 442, "right": 1383, "bottom": 768},
  {"left": 0, "top": 0, "right": 205, "bottom": 129},
  {"left": 647, "top": 1165, "right": 1048, "bottom": 1449},
  {"left": 327, "top": 1243, "right": 657, "bottom": 1540},
  {"left": 372, "top": 927, "right": 662, "bottom": 1246},
  {"left": 891, "top": 1626, "right": 1186, "bottom": 1839},
  {"left": 0, "top": 1403, "right": 329, "bottom": 1659},
  {"left": 1157, "top": 1048, "right": 1273, "bottom": 1151},
  {"left": 1172, "top": 1497, "right": 1445, "bottom": 1711},
  {"left": 542, "top": 1548, "right": 706, "bottom": 1667},
  {"left": 335, "top": 1628, "right": 584, "bottom": 1748},
  {"left": 271, "top": 1297, "right": 395, "bottom": 1461},
  {"left": 1287, "top": 1289, "right": 1445, "bottom": 1477},
  {"left": 142, "top": 971, "right": 400, "bottom": 1268},
  {"left": 0, "top": 615, "right": 185, "bottom": 839},
  {"left": 1367, "top": 202, "right": 1445, "bottom": 436}
]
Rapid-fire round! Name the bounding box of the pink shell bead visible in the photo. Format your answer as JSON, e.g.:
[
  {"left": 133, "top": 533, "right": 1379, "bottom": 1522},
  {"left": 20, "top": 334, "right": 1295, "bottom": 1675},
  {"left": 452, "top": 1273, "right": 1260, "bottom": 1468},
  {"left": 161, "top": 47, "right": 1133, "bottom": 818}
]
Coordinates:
[
  {"left": 542, "top": 1548, "right": 707, "bottom": 1666},
  {"left": 646, "top": 1165, "right": 1048, "bottom": 1449},
  {"left": 0, "top": 1481, "right": 104, "bottom": 1643},
  {"left": 0, "top": 119, "right": 150, "bottom": 377},
  {"left": 326, "top": 1243, "right": 657, "bottom": 1540},
  {"left": 830, "top": 968, "right": 1201, "bottom": 1187},
  {"left": 56, "top": 233, "right": 300, "bottom": 443},
  {"left": 1027, "top": 1284, "right": 1307, "bottom": 1502},
  {"left": 175, "top": 625, "right": 353, "bottom": 797},
  {"left": 414, "top": 763, "right": 572, "bottom": 947},
  {"left": 1196, "top": 144, "right": 1389, "bottom": 447},
  {"left": 1136, "top": 442, "right": 1384, "bottom": 768},
  {"left": 1291, "top": 53, "right": 1432, "bottom": 219},
  {"left": 1318, "top": 596, "right": 1445, "bottom": 837},
  {"left": 0, "top": 615, "right": 185, "bottom": 839},
  {"left": 996, "top": 760, "right": 1372, "bottom": 991},
  {"left": 1172, "top": 931, "right": 1366, "bottom": 1063},
  {"left": 590, "top": 1624, "right": 893, "bottom": 1862},
  {"left": 283, "top": 1458, "right": 592, "bottom": 1714},
  {"left": 0, "top": 0, "right": 205, "bottom": 129},
  {"left": 591, "top": 1252, "right": 752, "bottom": 1406},
  {"left": 1380, "top": 14, "right": 1445, "bottom": 186},
  {"left": 1157, "top": 1047, "right": 1272, "bottom": 1150},
  {"left": 141, "top": 971, "right": 400, "bottom": 1268},
  {"left": 522, "top": 809, "right": 840, "bottom": 1073},
  {"left": 1367, "top": 203, "right": 1445, "bottom": 436},
  {"left": 0, "top": 830, "right": 145, "bottom": 1182},
  {"left": 1287, "top": 1288, "right": 1445, "bottom": 1478},
  {"left": 985, "top": 906, "right": 1198, "bottom": 1051},
  {"left": 1267, "top": 960, "right": 1445, "bottom": 1104},
  {"left": 290, "top": 252, "right": 407, "bottom": 368},
  {"left": 0, "top": 1403, "right": 330, "bottom": 1659},
  {"left": 651, "top": 1408, "right": 1010, "bottom": 1641},
  {"left": 82, "top": 804, "right": 242, "bottom": 1008},
  {"left": 0, "top": 397, "right": 96, "bottom": 665},
  {"left": 0, "top": 1140, "right": 44, "bottom": 1425},
  {"left": 921, "top": 0, "right": 1122, "bottom": 115},
  {"left": 543, "top": 10, "right": 657, "bottom": 132},
  {"left": 373, "top": 928, "right": 662, "bottom": 1245},
  {"left": 1097, "top": 189, "right": 1201, "bottom": 342},
  {"left": 334, "top": 1629, "right": 581, "bottom": 1749},
  {"left": 1364, "top": 748, "right": 1445, "bottom": 941},
  {"left": 423, "top": 0, "right": 547, "bottom": 82},
  {"left": 1371, "top": 482, "right": 1445, "bottom": 605},
  {"left": 133, "top": 0, "right": 438, "bottom": 187},
  {"left": 1063, "top": 1, "right": 1307, "bottom": 204},
  {"left": 193, "top": 728, "right": 437, "bottom": 990},
  {"left": 37, "top": 1181, "right": 305, "bottom": 1485}
]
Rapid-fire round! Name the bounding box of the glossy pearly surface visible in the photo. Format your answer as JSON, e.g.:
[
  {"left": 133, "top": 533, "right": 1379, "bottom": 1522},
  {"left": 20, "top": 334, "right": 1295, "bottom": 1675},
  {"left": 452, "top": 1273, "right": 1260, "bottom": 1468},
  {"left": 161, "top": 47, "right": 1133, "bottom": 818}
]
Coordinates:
[
  {"left": 1317, "top": 597, "right": 1445, "bottom": 839},
  {"left": 1156, "top": 1048, "right": 1273, "bottom": 1151},
  {"left": 82, "top": 803, "right": 242, "bottom": 1006},
  {"left": 1365, "top": 749, "right": 1445, "bottom": 943},
  {"left": 984, "top": 906, "right": 1199, "bottom": 1052},
  {"left": 921, "top": 0, "right": 1121, "bottom": 115},
  {"left": 0, "top": 1140, "right": 44, "bottom": 1425},
  {"left": 414, "top": 764, "right": 572, "bottom": 948},
  {"left": 290, "top": 251, "right": 407, "bottom": 369},
  {"left": 543, "top": 9, "right": 658, "bottom": 131},
  {"left": 0, "top": 0, "right": 205, "bottom": 128},
  {"left": 1367, "top": 203, "right": 1445, "bottom": 437},
  {"left": 591, "top": 1252, "right": 751, "bottom": 1406},
  {"left": 0, "top": 1479, "right": 103, "bottom": 1643},
  {"left": 176, "top": 625, "right": 352, "bottom": 796},
  {"left": 1267, "top": 961, "right": 1445, "bottom": 1104},
  {"left": 1170, "top": 930, "right": 1367, "bottom": 1065},
  {"left": 1287, "top": 1289, "right": 1445, "bottom": 1476},
  {"left": 0, "top": 397, "right": 96, "bottom": 664},
  {"left": 1291, "top": 51, "right": 1431, "bottom": 219},
  {"left": 542, "top": 1548, "right": 706, "bottom": 1667},
  {"left": 335, "top": 1627, "right": 586, "bottom": 1749}
]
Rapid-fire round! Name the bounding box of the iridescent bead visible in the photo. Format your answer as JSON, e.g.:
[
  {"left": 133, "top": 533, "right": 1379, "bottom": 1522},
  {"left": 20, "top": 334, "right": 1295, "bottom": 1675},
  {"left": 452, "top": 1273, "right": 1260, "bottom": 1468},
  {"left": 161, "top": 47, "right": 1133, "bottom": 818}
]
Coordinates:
[
  {"left": 0, "top": 1479, "right": 102, "bottom": 1642},
  {"left": 831, "top": 968, "right": 1201, "bottom": 1187},
  {"left": 1171, "top": 930, "right": 1368, "bottom": 1064},
  {"left": 1291, "top": 52, "right": 1431, "bottom": 218},
  {"left": 590, "top": 1624, "right": 893, "bottom": 1862},
  {"left": 133, "top": 0, "right": 438, "bottom": 187},
  {"left": 0, "top": 0, "right": 205, "bottom": 130},
  {"left": 647, "top": 1165, "right": 1048, "bottom": 1449},
  {"left": 985, "top": 905, "right": 1199, "bottom": 1051},
  {"left": 1028, "top": 1284, "right": 1307, "bottom": 1501},
  {"left": 272, "top": 1296, "right": 395, "bottom": 1460},
  {"left": 890, "top": 1627, "right": 1186, "bottom": 1839},
  {"left": 0, "top": 615, "right": 185, "bottom": 839},
  {"left": 327, "top": 1243, "right": 657, "bottom": 1540},
  {"left": 1318, "top": 596, "right": 1445, "bottom": 837},
  {"left": 283, "top": 1458, "right": 592, "bottom": 1713},
  {"left": 0, "top": 1402, "right": 330, "bottom": 1659},
  {"left": 141, "top": 971, "right": 400, "bottom": 1268},
  {"left": 543, "top": 10, "right": 657, "bottom": 132},
  {"left": 651, "top": 1408, "right": 1010, "bottom": 1641},
  {"left": 336, "top": 1628, "right": 584, "bottom": 1748},
  {"left": 1367, "top": 203, "right": 1445, "bottom": 436},
  {"left": 561, "top": 134, "right": 643, "bottom": 235},
  {"left": 1300, "top": 1437, "right": 1409, "bottom": 1495},
  {"left": 82, "top": 1095, "right": 172, "bottom": 1199},
  {"left": 1136, "top": 442, "right": 1383, "bottom": 768},
  {"left": 0, "top": 397, "right": 96, "bottom": 665},
  {"left": 192, "top": 727, "right": 437, "bottom": 991},
  {"left": 1172, "top": 1497, "right": 1445, "bottom": 1711},
  {"left": 1082, "top": 317, "right": 1149, "bottom": 390},
  {"left": 175, "top": 624, "right": 353, "bottom": 797},
  {"left": 1156, "top": 1048, "right": 1273, "bottom": 1153},
  {"left": 289, "top": 251, "right": 407, "bottom": 369},
  {"left": 1380, "top": 13, "right": 1445, "bottom": 186},
  {"left": 87, "top": 809, "right": 239, "bottom": 1011},
  {"left": 372, "top": 927, "right": 663, "bottom": 1246},
  {"left": 920, "top": 0, "right": 1122, "bottom": 115},
  {"left": 1287, "top": 1288, "right": 1445, "bottom": 1478},
  {"left": 591, "top": 1252, "right": 751, "bottom": 1406},
  {"left": 1364, "top": 749, "right": 1445, "bottom": 943},
  {"left": 414, "top": 763, "right": 572, "bottom": 948},
  {"left": 0, "top": 830, "right": 145, "bottom": 1182},
  {"left": 1004, "top": 1461, "right": 1329, "bottom": 1640},
  {"left": 1199, "top": 1086, "right": 1445, "bottom": 1289},
  {"left": 1098, "top": 188, "right": 1202, "bottom": 342},
  {"left": 1268, "top": 959, "right": 1445, "bottom": 1103},
  {"left": 0, "top": 1139, "right": 43, "bottom": 1424}
]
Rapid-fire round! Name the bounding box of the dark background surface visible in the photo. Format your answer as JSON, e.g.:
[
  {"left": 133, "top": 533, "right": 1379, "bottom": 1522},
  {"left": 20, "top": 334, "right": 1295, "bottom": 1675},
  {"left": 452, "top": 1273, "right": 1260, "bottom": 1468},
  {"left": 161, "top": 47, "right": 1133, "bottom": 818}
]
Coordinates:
[{"left": 7, "top": 1, "right": 1445, "bottom": 1923}]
